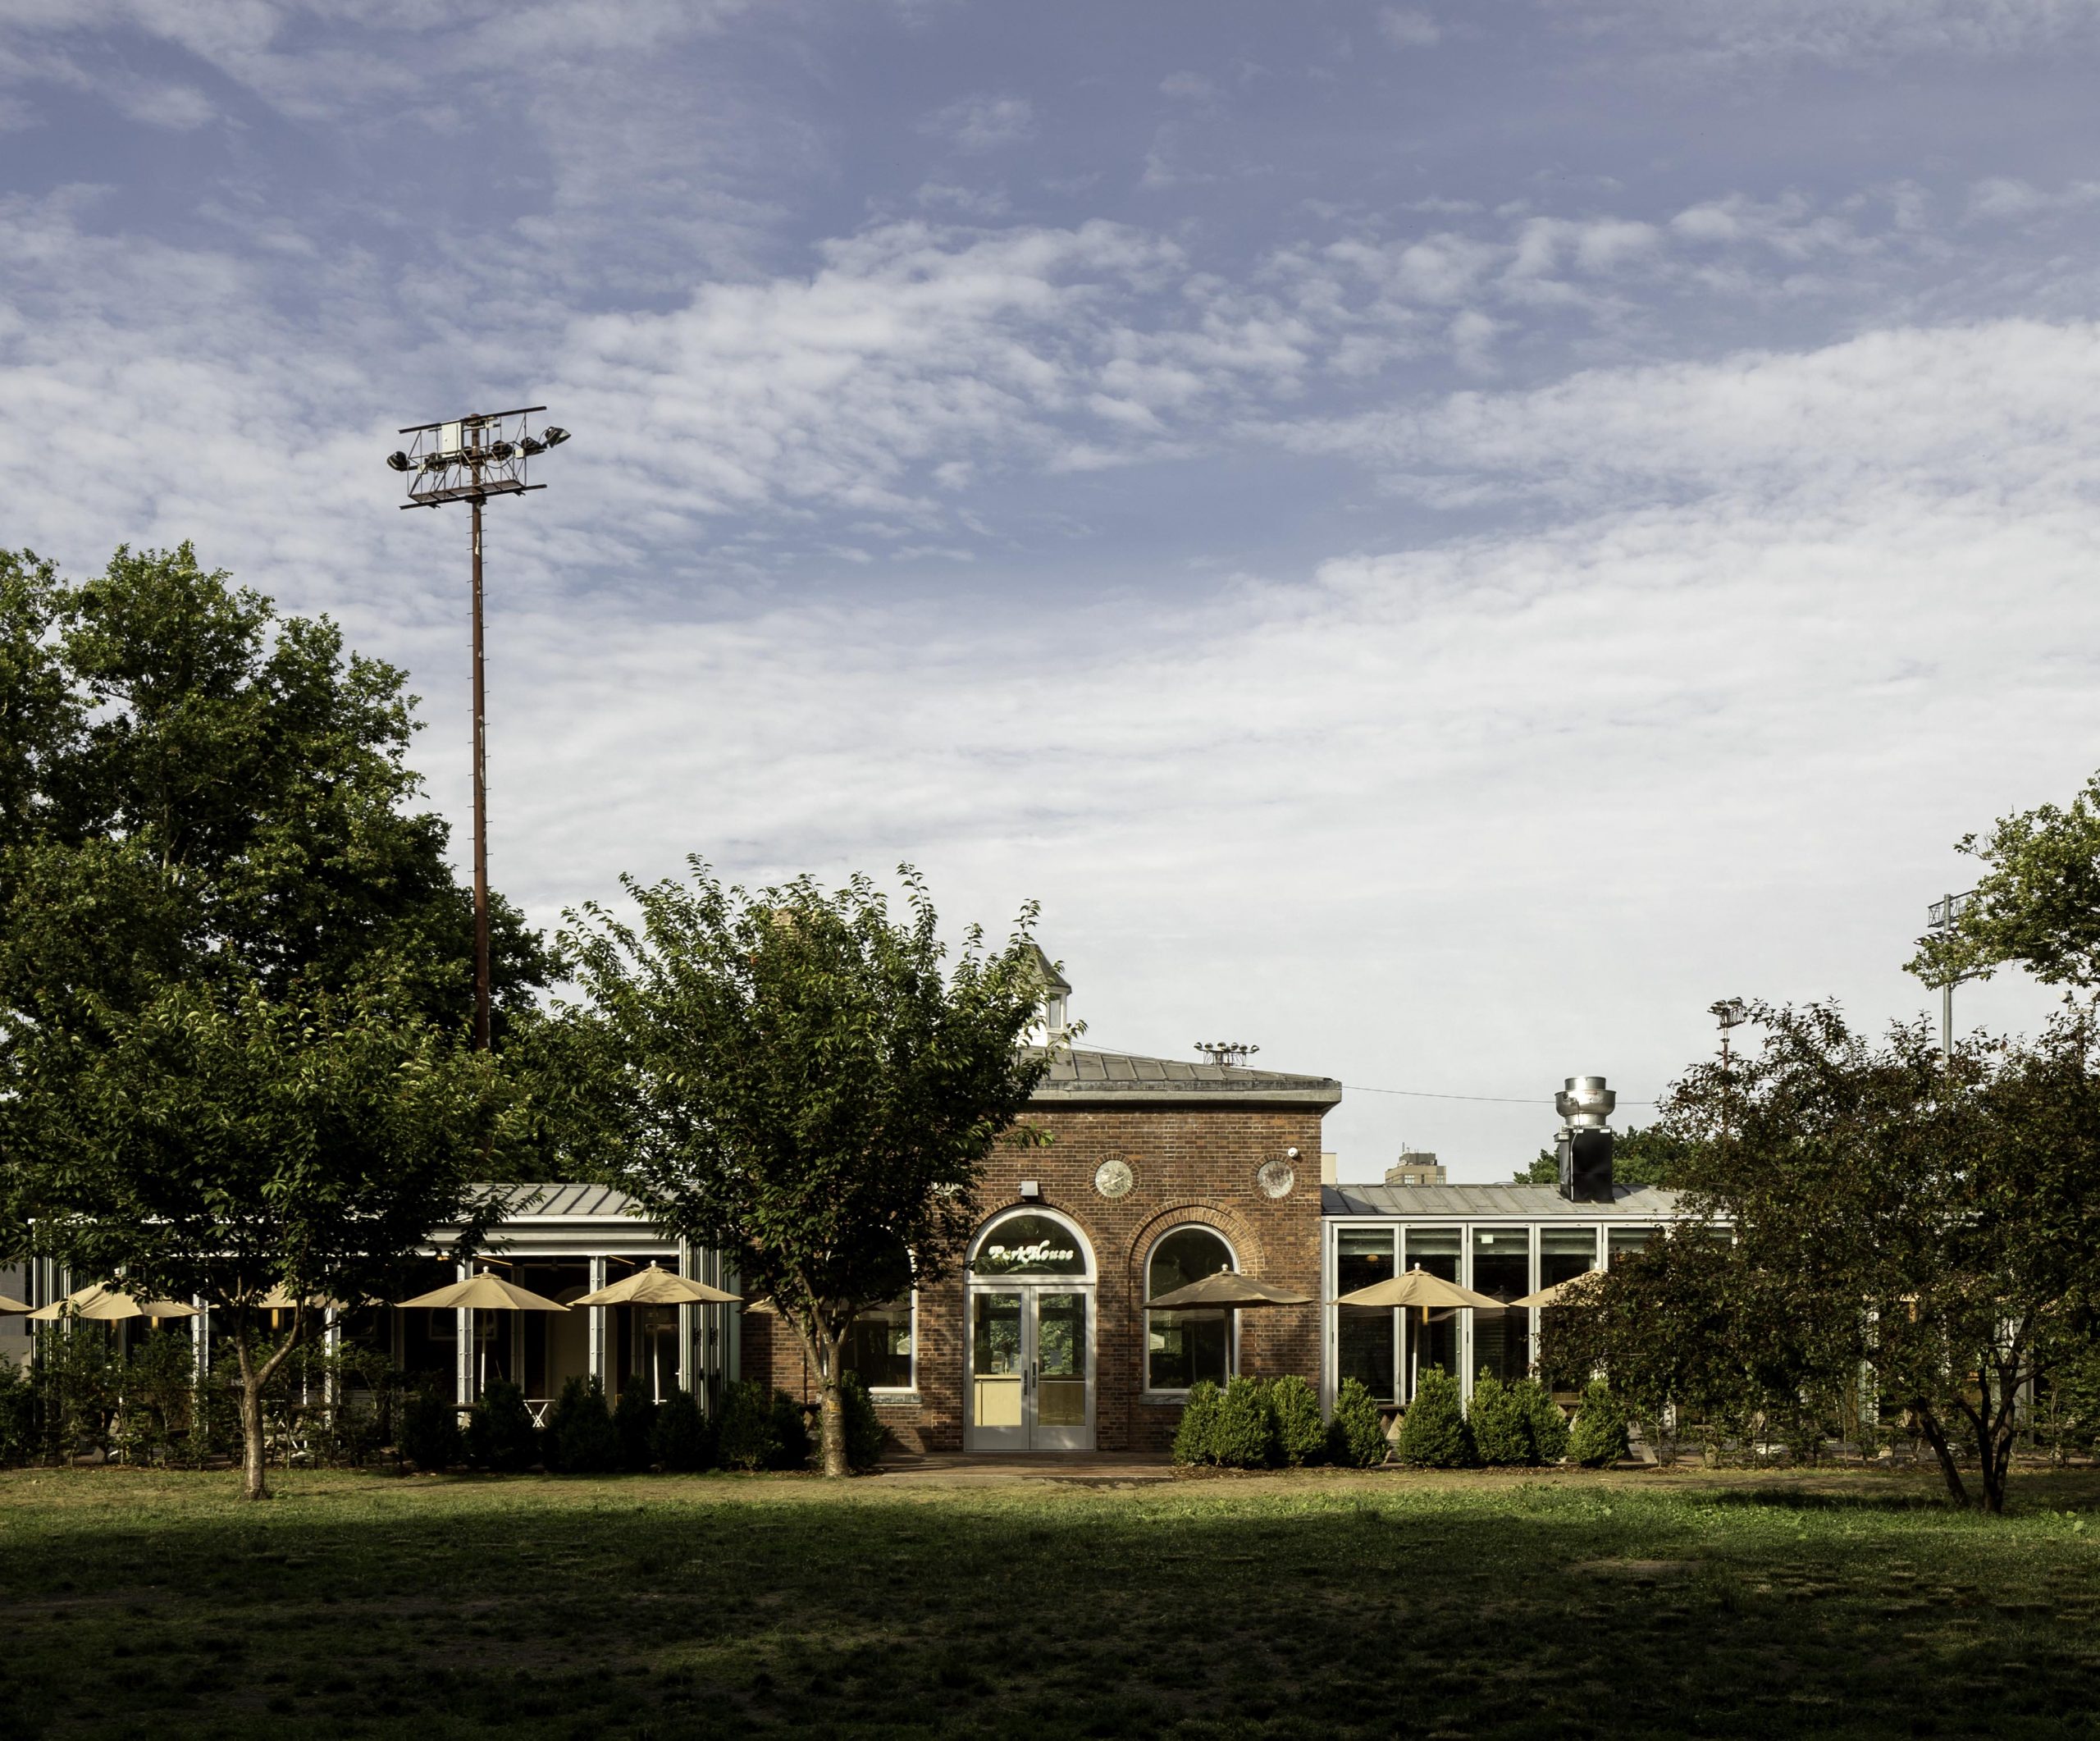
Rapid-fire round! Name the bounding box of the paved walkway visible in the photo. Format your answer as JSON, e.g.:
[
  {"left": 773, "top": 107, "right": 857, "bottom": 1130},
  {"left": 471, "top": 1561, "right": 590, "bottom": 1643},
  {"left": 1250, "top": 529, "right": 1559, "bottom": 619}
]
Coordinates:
[{"left": 873, "top": 1451, "right": 1177, "bottom": 1485}]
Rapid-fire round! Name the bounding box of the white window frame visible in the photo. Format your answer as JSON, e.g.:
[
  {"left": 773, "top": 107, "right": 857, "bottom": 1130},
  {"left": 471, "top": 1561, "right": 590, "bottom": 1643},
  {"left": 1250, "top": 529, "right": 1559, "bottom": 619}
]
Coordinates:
[{"left": 1141, "top": 1222, "right": 1239, "bottom": 1399}]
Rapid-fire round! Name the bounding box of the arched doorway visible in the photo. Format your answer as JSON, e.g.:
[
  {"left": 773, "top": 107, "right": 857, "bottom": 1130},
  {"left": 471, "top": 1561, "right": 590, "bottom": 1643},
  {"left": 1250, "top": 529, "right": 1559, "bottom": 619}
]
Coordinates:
[{"left": 965, "top": 1207, "right": 1096, "bottom": 1451}]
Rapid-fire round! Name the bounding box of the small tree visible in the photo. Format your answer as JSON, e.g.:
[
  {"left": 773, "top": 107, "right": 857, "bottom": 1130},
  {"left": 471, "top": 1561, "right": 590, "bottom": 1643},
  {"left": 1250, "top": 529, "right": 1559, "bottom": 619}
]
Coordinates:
[
  {"left": 1171, "top": 1379, "right": 1221, "bottom": 1465},
  {"left": 714, "top": 1379, "right": 778, "bottom": 1471},
  {"left": 1513, "top": 1377, "right": 1569, "bottom": 1465},
  {"left": 838, "top": 1373, "right": 887, "bottom": 1471},
  {"left": 546, "top": 1375, "right": 620, "bottom": 1474},
  {"left": 1212, "top": 1376, "right": 1276, "bottom": 1469},
  {"left": 562, "top": 862, "right": 1049, "bottom": 1478},
  {"left": 614, "top": 1375, "right": 659, "bottom": 1473},
  {"left": 1327, "top": 1378, "right": 1389, "bottom": 1469},
  {"left": 399, "top": 1388, "right": 461, "bottom": 1473},
  {"left": 1468, "top": 1369, "right": 1534, "bottom": 1466},
  {"left": 467, "top": 1378, "right": 538, "bottom": 1473},
  {"left": 1396, "top": 1368, "right": 1474, "bottom": 1468},
  {"left": 1270, "top": 1374, "right": 1326, "bottom": 1467},
  {"left": 1568, "top": 1380, "right": 1628, "bottom": 1467},
  {"left": 651, "top": 1387, "right": 714, "bottom": 1473}
]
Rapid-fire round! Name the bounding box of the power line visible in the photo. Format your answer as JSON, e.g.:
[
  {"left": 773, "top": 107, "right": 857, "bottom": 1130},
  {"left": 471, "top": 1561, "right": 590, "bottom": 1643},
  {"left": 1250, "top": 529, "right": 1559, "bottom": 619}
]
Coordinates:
[{"left": 1344, "top": 1082, "right": 1656, "bottom": 1107}]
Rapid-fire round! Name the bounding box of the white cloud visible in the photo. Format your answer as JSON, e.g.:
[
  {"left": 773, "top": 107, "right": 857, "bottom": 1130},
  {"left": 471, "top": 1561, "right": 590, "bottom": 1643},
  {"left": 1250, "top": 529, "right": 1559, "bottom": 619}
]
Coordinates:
[
  {"left": 1552, "top": 0, "right": 2100, "bottom": 66},
  {"left": 920, "top": 93, "right": 1035, "bottom": 153},
  {"left": 1376, "top": 7, "right": 1443, "bottom": 48},
  {"left": 1965, "top": 176, "right": 2100, "bottom": 221},
  {"left": 1284, "top": 319, "right": 2100, "bottom": 514}
]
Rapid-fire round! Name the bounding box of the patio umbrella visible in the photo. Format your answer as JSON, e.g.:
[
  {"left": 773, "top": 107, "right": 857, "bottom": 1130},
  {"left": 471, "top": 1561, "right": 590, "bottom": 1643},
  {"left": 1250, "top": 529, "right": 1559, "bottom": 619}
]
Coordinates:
[
  {"left": 1333, "top": 1267, "right": 1501, "bottom": 1311},
  {"left": 395, "top": 1273, "right": 571, "bottom": 1398},
  {"left": 0, "top": 1294, "right": 31, "bottom": 1315},
  {"left": 27, "top": 1283, "right": 201, "bottom": 1322},
  {"left": 1145, "top": 1271, "right": 1313, "bottom": 1309},
  {"left": 1510, "top": 1273, "right": 1601, "bottom": 1309},
  {"left": 571, "top": 1263, "right": 741, "bottom": 1308},
  {"left": 394, "top": 1273, "right": 572, "bottom": 1313}
]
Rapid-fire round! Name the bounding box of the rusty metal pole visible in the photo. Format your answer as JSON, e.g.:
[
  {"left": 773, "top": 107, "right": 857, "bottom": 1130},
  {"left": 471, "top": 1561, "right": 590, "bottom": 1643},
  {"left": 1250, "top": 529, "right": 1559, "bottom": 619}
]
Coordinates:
[{"left": 470, "top": 487, "right": 491, "bottom": 1052}]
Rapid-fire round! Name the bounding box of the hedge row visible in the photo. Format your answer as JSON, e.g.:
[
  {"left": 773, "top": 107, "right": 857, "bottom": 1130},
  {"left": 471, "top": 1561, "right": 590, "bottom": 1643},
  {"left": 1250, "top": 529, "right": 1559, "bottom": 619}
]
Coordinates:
[
  {"left": 399, "top": 1372, "right": 888, "bottom": 1475},
  {"left": 1171, "top": 1370, "right": 1629, "bottom": 1472}
]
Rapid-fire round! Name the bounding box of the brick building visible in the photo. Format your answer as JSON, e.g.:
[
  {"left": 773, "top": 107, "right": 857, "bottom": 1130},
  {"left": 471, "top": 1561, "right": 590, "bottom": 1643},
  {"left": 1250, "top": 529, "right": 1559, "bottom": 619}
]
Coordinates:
[{"left": 742, "top": 1046, "right": 1343, "bottom": 1453}]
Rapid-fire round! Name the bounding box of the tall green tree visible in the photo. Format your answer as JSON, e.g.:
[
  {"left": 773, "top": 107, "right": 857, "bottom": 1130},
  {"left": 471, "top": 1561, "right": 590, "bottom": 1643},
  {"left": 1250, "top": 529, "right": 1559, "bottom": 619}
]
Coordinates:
[
  {"left": 1512, "top": 1123, "right": 1690, "bottom": 1188},
  {"left": 1543, "top": 1002, "right": 2100, "bottom": 1511},
  {"left": 562, "top": 861, "right": 1049, "bottom": 1477},
  {"left": 0, "top": 545, "right": 550, "bottom": 1494},
  {"left": 1908, "top": 768, "right": 2100, "bottom": 990}
]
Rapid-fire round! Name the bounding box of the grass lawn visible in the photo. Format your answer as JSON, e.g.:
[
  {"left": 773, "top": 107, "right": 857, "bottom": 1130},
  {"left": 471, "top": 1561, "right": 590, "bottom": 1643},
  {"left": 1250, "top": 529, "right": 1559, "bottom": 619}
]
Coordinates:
[{"left": 2, "top": 1462, "right": 2098, "bottom": 1740}]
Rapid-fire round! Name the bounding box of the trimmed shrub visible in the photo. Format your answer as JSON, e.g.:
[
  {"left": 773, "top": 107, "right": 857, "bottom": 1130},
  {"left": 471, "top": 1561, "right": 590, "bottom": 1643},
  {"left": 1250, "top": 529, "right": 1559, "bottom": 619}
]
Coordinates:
[
  {"left": 651, "top": 1387, "right": 714, "bottom": 1473},
  {"left": 714, "top": 1380, "right": 779, "bottom": 1471},
  {"left": 1327, "top": 1378, "right": 1389, "bottom": 1468},
  {"left": 399, "top": 1387, "right": 461, "bottom": 1473},
  {"left": 614, "top": 1375, "right": 658, "bottom": 1473},
  {"left": 1568, "top": 1379, "right": 1628, "bottom": 1468},
  {"left": 1514, "top": 1378, "right": 1570, "bottom": 1465},
  {"left": 1270, "top": 1374, "right": 1326, "bottom": 1468},
  {"left": 467, "top": 1378, "right": 538, "bottom": 1473},
  {"left": 0, "top": 1359, "right": 34, "bottom": 1467},
  {"left": 1468, "top": 1369, "right": 1534, "bottom": 1467},
  {"left": 769, "top": 1390, "right": 813, "bottom": 1471},
  {"left": 546, "top": 1375, "right": 621, "bottom": 1474},
  {"left": 1212, "top": 1376, "right": 1277, "bottom": 1469},
  {"left": 1171, "top": 1379, "right": 1222, "bottom": 1465},
  {"left": 838, "top": 1373, "right": 887, "bottom": 1472},
  {"left": 1396, "top": 1368, "right": 1475, "bottom": 1468}
]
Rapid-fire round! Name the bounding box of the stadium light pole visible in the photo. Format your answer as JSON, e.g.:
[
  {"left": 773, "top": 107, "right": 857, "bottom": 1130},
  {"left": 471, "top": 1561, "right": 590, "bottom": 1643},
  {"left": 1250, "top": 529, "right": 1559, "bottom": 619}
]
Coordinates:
[
  {"left": 386, "top": 408, "right": 570, "bottom": 1050},
  {"left": 1924, "top": 889, "right": 1979, "bottom": 1063}
]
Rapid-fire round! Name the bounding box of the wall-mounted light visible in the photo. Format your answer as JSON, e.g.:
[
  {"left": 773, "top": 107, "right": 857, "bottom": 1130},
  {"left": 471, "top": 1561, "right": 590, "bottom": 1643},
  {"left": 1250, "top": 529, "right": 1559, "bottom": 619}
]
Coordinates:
[{"left": 1017, "top": 1181, "right": 1042, "bottom": 1202}]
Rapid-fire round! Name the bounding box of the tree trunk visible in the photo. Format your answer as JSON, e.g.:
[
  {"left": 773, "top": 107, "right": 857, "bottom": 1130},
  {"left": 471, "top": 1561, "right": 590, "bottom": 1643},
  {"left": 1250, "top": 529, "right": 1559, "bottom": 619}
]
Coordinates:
[
  {"left": 235, "top": 1332, "right": 269, "bottom": 1502},
  {"left": 1913, "top": 1405, "right": 1970, "bottom": 1508},
  {"left": 818, "top": 1331, "right": 849, "bottom": 1478}
]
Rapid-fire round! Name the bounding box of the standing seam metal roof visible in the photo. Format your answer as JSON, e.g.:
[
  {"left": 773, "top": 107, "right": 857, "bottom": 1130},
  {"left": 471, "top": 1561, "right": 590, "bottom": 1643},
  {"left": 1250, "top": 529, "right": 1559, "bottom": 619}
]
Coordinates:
[
  {"left": 1321, "top": 1183, "right": 1685, "bottom": 1218},
  {"left": 1029, "top": 1047, "right": 1342, "bottom": 1105}
]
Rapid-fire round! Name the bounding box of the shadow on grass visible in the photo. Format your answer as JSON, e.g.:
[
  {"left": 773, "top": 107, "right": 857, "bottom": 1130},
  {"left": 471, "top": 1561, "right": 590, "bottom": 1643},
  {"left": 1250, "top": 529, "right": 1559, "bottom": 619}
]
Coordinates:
[{"left": 2, "top": 1472, "right": 2097, "bottom": 1740}]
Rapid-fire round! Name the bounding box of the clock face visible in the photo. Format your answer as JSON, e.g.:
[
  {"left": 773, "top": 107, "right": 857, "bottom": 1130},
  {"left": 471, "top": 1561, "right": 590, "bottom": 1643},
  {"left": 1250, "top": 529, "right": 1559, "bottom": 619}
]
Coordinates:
[
  {"left": 1093, "top": 1158, "right": 1134, "bottom": 1200},
  {"left": 1257, "top": 1159, "right": 1296, "bottom": 1200}
]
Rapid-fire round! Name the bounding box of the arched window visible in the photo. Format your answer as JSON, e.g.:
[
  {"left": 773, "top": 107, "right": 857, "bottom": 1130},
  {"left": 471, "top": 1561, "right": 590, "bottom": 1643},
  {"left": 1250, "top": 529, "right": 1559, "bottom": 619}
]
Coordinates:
[
  {"left": 970, "top": 1209, "right": 1093, "bottom": 1278},
  {"left": 1145, "top": 1225, "right": 1236, "bottom": 1392}
]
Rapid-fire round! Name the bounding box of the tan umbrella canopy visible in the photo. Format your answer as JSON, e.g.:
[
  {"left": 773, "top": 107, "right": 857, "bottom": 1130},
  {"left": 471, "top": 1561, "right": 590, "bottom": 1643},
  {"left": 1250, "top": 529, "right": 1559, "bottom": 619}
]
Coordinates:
[
  {"left": 0, "top": 1294, "right": 32, "bottom": 1315},
  {"left": 1510, "top": 1272, "right": 1602, "bottom": 1309},
  {"left": 1334, "top": 1266, "right": 1502, "bottom": 1311},
  {"left": 252, "top": 1284, "right": 368, "bottom": 1310},
  {"left": 572, "top": 1263, "right": 740, "bottom": 1309},
  {"left": 1146, "top": 1271, "right": 1314, "bottom": 1310},
  {"left": 28, "top": 1283, "right": 202, "bottom": 1322},
  {"left": 393, "top": 1273, "right": 572, "bottom": 1313}
]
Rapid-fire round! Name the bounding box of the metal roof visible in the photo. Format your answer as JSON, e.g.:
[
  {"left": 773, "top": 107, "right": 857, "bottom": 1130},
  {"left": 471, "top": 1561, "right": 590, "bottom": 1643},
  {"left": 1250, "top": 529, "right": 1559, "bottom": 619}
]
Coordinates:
[
  {"left": 1029, "top": 1047, "right": 1343, "bottom": 1108},
  {"left": 472, "top": 1182, "right": 649, "bottom": 1220},
  {"left": 1322, "top": 1182, "right": 1685, "bottom": 1219}
]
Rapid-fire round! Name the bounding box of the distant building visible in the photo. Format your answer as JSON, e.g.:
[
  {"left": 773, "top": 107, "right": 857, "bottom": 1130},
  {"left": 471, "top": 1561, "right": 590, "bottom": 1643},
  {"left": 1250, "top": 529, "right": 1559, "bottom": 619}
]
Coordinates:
[{"left": 1384, "top": 1150, "right": 1448, "bottom": 1186}]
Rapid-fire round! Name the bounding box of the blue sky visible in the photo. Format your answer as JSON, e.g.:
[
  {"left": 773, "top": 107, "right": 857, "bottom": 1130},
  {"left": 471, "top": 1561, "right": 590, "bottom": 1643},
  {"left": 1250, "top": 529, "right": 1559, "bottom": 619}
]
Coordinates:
[{"left": 4, "top": 1, "right": 2099, "bottom": 1177}]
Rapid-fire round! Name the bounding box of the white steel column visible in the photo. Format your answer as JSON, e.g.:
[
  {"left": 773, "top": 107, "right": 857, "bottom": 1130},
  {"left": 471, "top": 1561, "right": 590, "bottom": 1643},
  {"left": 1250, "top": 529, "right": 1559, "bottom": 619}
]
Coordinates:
[
  {"left": 454, "top": 1259, "right": 471, "bottom": 1406},
  {"left": 587, "top": 1256, "right": 608, "bottom": 1385}
]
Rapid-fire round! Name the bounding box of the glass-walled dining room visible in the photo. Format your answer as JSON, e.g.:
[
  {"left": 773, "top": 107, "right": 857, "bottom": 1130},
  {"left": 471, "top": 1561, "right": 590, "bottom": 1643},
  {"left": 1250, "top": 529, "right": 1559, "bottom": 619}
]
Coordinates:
[{"left": 1324, "top": 1216, "right": 1663, "bottom": 1407}]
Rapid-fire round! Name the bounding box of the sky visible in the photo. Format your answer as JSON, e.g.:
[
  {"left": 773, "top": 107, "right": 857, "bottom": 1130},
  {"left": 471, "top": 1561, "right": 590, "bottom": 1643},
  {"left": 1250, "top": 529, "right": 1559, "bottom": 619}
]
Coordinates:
[{"left": 2, "top": 0, "right": 2098, "bottom": 1181}]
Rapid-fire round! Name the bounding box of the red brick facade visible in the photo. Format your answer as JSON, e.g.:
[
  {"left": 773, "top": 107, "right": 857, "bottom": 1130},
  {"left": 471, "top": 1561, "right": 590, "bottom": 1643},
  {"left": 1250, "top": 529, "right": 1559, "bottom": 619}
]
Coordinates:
[{"left": 740, "top": 1071, "right": 1335, "bottom": 1452}]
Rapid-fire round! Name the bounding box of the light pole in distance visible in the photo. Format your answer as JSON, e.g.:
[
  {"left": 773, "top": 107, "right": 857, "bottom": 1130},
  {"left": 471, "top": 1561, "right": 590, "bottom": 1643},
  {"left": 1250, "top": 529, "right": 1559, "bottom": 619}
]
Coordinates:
[
  {"left": 1924, "top": 889, "right": 1979, "bottom": 1062},
  {"left": 386, "top": 408, "right": 570, "bottom": 1050}
]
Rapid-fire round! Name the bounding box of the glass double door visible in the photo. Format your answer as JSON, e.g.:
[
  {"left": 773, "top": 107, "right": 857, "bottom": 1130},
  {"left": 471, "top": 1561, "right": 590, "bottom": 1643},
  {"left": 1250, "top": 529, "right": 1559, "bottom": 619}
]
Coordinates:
[{"left": 966, "top": 1285, "right": 1093, "bottom": 1451}]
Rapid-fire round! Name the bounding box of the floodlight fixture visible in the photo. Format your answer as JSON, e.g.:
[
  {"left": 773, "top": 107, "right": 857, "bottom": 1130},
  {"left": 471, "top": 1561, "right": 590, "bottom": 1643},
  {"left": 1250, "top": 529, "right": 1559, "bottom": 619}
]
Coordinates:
[
  {"left": 385, "top": 404, "right": 571, "bottom": 1050},
  {"left": 1924, "top": 889, "right": 1980, "bottom": 1062}
]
